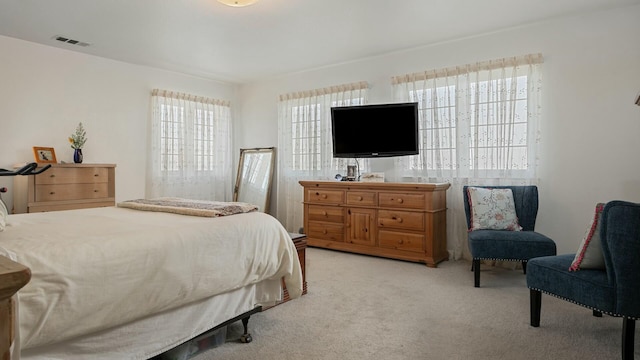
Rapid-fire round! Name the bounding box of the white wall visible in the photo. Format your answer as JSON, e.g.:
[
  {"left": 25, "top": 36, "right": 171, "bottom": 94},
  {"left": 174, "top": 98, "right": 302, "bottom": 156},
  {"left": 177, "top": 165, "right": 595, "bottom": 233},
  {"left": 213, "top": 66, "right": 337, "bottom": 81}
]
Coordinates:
[
  {"left": 1, "top": 5, "right": 638, "bottom": 255},
  {"left": 237, "top": 5, "right": 640, "bottom": 254},
  {"left": 0, "top": 35, "right": 238, "bottom": 209}
]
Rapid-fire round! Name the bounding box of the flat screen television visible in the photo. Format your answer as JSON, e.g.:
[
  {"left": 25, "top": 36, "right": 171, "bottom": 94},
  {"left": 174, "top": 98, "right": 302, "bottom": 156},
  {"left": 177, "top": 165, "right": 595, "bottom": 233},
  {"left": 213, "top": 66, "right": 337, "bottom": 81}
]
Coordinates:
[{"left": 331, "top": 102, "right": 419, "bottom": 158}]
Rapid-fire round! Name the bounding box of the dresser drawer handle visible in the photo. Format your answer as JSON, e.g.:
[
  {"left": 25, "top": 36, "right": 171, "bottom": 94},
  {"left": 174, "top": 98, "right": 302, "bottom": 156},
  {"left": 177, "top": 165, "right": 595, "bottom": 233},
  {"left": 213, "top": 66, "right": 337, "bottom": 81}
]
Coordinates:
[
  {"left": 321, "top": 194, "right": 327, "bottom": 199},
  {"left": 49, "top": 191, "right": 55, "bottom": 195},
  {"left": 397, "top": 239, "right": 404, "bottom": 245},
  {"left": 357, "top": 196, "right": 363, "bottom": 201},
  {"left": 49, "top": 174, "right": 55, "bottom": 178},
  {"left": 322, "top": 229, "right": 328, "bottom": 234},
  {"left": 322, "top": 211, "right": 328, "bottom": 217},
  {"left": 393, "top": 217, "right": 403, "bottom": 223},
  {"left": 94, "top": 190, "right": 99, "bottom": 193},
  {"left": 396, "top": 198, "right": 404, "bottom": 204},
  {"left": 94, "top": 174, "right": 99, "bottom": 177}
]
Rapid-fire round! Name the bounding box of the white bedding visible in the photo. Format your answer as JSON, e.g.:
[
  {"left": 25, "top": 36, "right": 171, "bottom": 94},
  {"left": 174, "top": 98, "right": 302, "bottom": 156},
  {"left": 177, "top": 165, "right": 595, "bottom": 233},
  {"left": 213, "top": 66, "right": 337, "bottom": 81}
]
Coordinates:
[
  {"left": 0, "top": 206, "right": 302, "bottom": 354},
  {"left": 21, "top": 283, "right": 270, "bottom": 360}
]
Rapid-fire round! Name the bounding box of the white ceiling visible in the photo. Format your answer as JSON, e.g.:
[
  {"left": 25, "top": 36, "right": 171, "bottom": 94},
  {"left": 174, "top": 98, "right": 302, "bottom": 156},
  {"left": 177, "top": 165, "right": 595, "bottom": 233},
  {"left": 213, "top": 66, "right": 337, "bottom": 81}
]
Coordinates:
[{"left": 0, "top": 0, "right": 638, "bottom": 84}]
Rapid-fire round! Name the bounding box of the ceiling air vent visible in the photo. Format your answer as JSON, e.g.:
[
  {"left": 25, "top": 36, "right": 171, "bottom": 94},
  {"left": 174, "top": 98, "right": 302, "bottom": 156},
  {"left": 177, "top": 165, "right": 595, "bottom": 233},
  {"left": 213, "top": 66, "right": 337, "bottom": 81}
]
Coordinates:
[{"left": 53, "top": 35, "right": 91, "bottom": 47}]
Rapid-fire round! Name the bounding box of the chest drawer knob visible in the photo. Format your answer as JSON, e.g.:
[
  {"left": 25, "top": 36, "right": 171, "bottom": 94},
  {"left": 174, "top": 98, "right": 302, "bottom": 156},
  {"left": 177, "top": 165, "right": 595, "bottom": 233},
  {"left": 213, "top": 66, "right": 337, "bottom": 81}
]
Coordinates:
[
  {"left": 49, "top": 174, "right": 55, "bottom": 178},
  {"left": 393, "top": 217, "right": 403, "bottom": 223},
  {"left": 398, "top": 239, "right": 404, "bottom": 245},
  {"left": 396, "top": 198, "right": 404, "bottom": 204},
  {"left": 321, "top": 194, "right": 327, "bottom": 199},
  {"left": 322, "top": 211, "right": 328, "bottom": 217},
  {"left": 49, "top": 191, "right": 55, "bottom": 195},
  {"left": 94, "top": 190, "right": 99, "bottom": 192},
  {"left": 322, "top": 229, "right": 328, "bottom": 234},
  {"left": 94, "top": 174, "right": 99, "bottom": 177},
  {"left": 357, "top": 196, "right": 363, "bottom": 201}
]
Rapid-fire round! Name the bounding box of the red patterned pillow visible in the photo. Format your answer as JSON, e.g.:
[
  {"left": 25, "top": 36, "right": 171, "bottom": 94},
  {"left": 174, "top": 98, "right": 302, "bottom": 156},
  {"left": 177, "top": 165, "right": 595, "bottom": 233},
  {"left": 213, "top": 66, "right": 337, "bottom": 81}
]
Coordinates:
[{"left": 569, "top": 203, "right": 605, "bottom": 271}]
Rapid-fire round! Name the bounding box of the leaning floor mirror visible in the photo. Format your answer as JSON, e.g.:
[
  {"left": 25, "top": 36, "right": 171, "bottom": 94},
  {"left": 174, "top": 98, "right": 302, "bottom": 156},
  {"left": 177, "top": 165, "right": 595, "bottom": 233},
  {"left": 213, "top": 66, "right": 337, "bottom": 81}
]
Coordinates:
[{"left": 233, "top": 147, "right": 275, "bottom": 213}]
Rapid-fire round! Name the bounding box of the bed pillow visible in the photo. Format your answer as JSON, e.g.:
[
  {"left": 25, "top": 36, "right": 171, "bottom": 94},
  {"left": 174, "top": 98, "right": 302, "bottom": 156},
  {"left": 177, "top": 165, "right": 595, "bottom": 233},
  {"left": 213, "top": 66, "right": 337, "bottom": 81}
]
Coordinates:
[
  {"left": 467, "top": 187, "right": 522, "bottom": 231},
  {"left": 569, "top": 203, "right": 606, "bottom": 271},
  {"left": 0, "top": 200, "right": 8, "bottom": 232}
]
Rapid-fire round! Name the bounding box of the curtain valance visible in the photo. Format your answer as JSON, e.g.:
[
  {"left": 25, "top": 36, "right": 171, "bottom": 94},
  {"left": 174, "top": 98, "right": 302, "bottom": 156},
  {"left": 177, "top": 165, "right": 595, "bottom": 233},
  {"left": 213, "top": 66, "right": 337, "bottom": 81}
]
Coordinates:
[
  {"left": 391, "top": 53, "right": 543, "bottom": 85},
  {"left": 279, "top": 81, "right": 369, "bottom": 101},
  {"left": 151, "top": 89, "right": 230, "bottom": 107}
]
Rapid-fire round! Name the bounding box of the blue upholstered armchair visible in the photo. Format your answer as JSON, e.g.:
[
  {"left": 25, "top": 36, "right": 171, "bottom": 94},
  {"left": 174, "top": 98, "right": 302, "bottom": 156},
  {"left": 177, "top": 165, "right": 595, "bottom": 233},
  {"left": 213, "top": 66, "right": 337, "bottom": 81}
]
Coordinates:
[
  {"left": 463, "top": 185, "right": 557, "bottom": 287},
  {"left": 527, "top": 201, "right": 640, "bottom": 360}
]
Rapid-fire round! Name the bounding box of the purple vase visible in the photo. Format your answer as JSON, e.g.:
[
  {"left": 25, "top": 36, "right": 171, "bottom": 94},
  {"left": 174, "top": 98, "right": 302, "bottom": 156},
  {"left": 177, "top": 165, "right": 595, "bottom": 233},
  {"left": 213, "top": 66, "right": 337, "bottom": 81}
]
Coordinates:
[{"left": 73, "top": 148, "right": 83, "bottom": 164}]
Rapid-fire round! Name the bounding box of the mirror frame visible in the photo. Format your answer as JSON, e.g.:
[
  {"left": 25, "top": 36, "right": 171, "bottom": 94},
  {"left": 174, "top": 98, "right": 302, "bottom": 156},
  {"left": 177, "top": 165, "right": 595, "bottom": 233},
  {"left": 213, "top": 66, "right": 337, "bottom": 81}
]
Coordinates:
[{"left": 233, "top": 147, "right": 275, "bottom": 213}]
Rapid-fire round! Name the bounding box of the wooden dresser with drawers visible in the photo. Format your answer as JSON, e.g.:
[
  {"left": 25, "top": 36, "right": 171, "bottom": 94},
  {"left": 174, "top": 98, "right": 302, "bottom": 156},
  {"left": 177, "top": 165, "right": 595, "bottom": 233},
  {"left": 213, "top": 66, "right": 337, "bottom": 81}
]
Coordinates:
[
  {"left": 299, "top": 181, "right": 450, "bottom": 267},
  {"left": 13, "top": 163, "right": 116, "bottom": 213}
]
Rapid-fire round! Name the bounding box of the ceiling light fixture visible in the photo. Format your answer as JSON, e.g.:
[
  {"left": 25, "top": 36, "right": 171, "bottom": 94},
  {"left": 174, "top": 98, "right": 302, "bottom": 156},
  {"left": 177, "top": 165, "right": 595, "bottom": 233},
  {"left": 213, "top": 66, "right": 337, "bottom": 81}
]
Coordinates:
[{"left": 217, "top": 0, "right": 259, "bottom": 7}]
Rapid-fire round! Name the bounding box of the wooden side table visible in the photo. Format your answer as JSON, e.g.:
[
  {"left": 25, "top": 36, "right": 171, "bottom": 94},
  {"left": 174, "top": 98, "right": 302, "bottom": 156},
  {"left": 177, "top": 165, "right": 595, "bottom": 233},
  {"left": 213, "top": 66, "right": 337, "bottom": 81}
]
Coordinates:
[
  {"left": 289, "top": 233, "right": 307, "bottom": 297},
  {"left": 267, "top": 233, "right": 307, "bottom": 309},
  {"left": 0, "top": 256, "right": 31, "bottom": 360}
]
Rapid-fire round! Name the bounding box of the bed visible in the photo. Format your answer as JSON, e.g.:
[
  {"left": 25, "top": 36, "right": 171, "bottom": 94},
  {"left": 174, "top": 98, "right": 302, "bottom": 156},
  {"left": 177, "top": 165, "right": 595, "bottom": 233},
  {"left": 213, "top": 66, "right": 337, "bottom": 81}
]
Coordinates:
[{"left": 0, "top": 202, "right": 303, "bottom": 360}]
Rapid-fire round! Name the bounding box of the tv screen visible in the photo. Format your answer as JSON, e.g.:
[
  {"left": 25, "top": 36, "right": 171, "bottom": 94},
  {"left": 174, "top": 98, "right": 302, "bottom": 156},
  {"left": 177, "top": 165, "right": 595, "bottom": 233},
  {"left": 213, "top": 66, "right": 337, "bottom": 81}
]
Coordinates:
[{"left": 331, "top": 102, "right": 419, "bottom": 158}]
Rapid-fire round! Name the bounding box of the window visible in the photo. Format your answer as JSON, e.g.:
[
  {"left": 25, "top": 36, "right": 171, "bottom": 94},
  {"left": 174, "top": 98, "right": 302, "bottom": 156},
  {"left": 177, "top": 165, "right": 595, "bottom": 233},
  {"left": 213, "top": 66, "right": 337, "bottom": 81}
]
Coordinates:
[
  {"left": 392, "top": 54, "right": 543, "bottom": 262},
  {"left": 468, "top": 75, "right": 530, "bottom": 171},
  {"left": 393, "top": 53, "right": 542, "bottom": 178},
  {"left": 290, "top": 103, "right": 321, "bottom": 171},
  {"left": 276, "top": 81, "right": 369, "bottom": 232},
  {"left": 148, "top": 90, "right": 232, "bottom": 200},
  {"left": 408, "top": 84, "right": 457, "bottom": 171},
  {"left": 289, "top": 99, "right": 365, "bottom": 171}
]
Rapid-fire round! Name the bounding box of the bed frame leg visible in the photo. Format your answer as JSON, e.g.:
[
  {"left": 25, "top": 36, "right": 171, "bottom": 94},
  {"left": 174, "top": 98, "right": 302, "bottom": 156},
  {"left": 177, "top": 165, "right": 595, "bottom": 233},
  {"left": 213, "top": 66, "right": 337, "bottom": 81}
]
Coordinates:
[{"left": 240, "top": 316, "right": 253, "bottom": 343}]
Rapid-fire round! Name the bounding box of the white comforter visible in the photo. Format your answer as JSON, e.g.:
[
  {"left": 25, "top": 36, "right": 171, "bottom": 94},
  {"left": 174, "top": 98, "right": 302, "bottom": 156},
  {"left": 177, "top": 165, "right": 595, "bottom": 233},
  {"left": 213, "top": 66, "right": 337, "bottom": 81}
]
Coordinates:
[{"left": 0, "top": 207, "right": 302, "bottom": 350}]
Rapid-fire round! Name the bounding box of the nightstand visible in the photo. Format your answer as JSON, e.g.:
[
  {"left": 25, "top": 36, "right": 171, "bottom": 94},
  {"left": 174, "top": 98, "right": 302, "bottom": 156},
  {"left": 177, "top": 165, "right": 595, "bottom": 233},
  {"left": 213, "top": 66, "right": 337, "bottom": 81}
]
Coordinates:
[
  {"left": 289, "top": 233, "right": 308, "bottom": 297},
  {"left": 266, "top": 233, "right": 307, "bottom": 310}
]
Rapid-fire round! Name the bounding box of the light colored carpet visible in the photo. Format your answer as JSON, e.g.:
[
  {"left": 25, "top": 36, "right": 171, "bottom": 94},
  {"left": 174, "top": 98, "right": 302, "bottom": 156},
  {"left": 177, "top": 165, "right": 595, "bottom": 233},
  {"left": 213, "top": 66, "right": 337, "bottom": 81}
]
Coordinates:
[{"left": 193, "top": 248, "right": 638, "bottom": 360}]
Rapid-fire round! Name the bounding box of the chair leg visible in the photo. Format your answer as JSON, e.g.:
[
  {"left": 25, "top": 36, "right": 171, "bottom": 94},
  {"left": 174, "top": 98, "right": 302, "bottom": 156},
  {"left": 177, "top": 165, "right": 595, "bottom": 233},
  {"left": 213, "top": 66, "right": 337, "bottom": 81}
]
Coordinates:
[
  {"left": 473, "top": 259, "right": 480, "bottom": 287},
  {"left": 522, "top": 261, "right": 527, "bottom": 274},
  {"left": 530, "top": 289, "right": 541, "bottom": 327},
  {"left": 622, "top": 318, "right": 635, "bottom": 360},
  {"left": 593, "top": 310, "right": 602, "bottom": 317}
]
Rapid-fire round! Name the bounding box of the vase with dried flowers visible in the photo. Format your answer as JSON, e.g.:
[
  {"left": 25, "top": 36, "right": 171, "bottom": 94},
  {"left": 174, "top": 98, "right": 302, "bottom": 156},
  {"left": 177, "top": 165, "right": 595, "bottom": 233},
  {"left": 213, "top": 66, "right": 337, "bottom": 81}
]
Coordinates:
[{"left": 69, "top": 122, "right": 87, "bottom": 164}]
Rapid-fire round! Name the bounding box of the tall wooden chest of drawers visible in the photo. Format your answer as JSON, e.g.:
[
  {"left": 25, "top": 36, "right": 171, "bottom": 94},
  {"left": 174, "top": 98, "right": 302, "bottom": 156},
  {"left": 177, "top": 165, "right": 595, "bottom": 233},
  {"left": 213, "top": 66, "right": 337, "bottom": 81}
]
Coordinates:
[
  {"left": 299, "top": 181, "right": 450, "bottom": 267},
  {"left": 13, "top": 163, "right": 116, "bottom": 213}
]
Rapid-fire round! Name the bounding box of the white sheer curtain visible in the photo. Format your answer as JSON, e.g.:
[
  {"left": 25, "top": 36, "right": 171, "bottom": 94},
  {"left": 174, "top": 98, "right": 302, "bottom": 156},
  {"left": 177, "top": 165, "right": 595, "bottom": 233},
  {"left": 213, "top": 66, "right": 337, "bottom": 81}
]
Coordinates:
[
  {"left": 391, "top": 54, "right": 543, "bottom": 260},
  {"left": 147, "top": 89, "right": 232, "bottom": 201},
  {"left": 277, "top": 82, "right": 369, "bottom": 232}
]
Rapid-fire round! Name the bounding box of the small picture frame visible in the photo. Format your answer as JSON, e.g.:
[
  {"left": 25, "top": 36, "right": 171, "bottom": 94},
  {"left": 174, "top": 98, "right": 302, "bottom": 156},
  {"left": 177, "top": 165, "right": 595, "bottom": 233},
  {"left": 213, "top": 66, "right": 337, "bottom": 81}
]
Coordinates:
[
  {"left": 346, "top": 165, "right": 357, "bottom": 179},
  {"left": 33, "top": 146, "right": 57, "bottom": 164}
]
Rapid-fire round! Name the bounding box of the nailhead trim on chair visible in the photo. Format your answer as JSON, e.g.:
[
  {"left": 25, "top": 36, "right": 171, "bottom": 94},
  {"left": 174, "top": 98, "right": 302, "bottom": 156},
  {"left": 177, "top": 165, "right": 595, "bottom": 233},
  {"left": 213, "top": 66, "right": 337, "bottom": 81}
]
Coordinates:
[
  {"left": 528, "top": 287, "right": 639, "bottom": 320},
  {"left": 475, "top": 257, "right": 528, "bottom": 262}
]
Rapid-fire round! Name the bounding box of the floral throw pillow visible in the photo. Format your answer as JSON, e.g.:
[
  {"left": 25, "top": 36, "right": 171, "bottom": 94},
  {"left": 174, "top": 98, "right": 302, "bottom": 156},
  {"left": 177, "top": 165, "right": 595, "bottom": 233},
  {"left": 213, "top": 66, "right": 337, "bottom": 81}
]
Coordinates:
[
  {"left": 569, "top": 203, "right": 606, "bottom": 271},
  {"left": 467, "top": 187, "right": 522, "bottom": 231}
]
